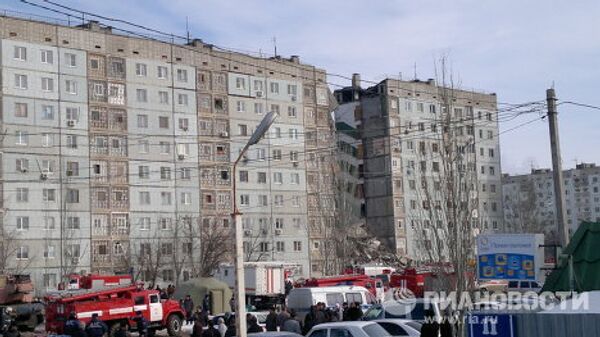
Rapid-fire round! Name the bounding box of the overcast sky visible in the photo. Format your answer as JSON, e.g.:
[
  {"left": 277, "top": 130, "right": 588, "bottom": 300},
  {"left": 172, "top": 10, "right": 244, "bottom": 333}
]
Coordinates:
[{"left": 8, "top": 0, "right": 600, "bottom": 174}]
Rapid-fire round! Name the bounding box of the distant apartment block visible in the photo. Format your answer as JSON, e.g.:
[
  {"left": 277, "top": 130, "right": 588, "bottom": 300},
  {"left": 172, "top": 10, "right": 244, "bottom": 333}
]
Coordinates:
[
  {"left": 0, "top": 15, "right": 336, "bottom": 291},
  {"left": 334, "top": 75, "right": 503, "bottom": 260},
  {"left": 502, "top": 163, "right": 600, "bottom": 238}
]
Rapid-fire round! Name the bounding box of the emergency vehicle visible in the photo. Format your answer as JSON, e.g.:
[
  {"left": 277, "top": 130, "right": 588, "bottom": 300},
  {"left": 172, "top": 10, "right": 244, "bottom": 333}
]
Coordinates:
[
  {"left": 45, "top": 284, "right": 184, "bottom": 336},
  {"left": 298, "top": 274, "right": 385, "bottom": 302},
  {"left": 66, "top": 274, "right": 132, "bottom": 290}
]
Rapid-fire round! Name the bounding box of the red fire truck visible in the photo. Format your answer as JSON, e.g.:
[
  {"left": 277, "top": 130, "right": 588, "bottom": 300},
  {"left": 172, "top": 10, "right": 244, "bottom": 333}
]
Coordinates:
[
  {"left": 45, "top": 284, "right": 184, "bottom": 336},
  {"left": 66, "top": 274, "right": 132, "bottom": 290}
]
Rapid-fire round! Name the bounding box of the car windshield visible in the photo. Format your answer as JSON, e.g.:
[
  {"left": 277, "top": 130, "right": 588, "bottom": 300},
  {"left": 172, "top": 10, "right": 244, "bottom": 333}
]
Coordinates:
[{"left": 363, "top": 323, "right": 392, "bottom": 337}]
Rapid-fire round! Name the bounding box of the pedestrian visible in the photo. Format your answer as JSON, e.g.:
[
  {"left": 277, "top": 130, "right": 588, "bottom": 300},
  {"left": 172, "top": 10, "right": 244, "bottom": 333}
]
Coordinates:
[
  {"left": 133, "top": 311, "right": 148, "bottom": 337},
  {"left": 85, "top": 313, "right": 108, "bottom": 337},
  {"left": 224, "top": 316, "right": 236, "bottom": 337},
  {"left": 229, "top": 295, "right": 235, "bottom": 312},
  {"left": 420, "top": 309, "right": 440, "bottom": 337},
  {"left": 183, "top": 294, "right": 195, "bottom": 324},
  {"left": 265, "top": 307, "right": 277, "bottom": 331},
  {"left": 64, "top": 312, "right": 85, "bottom": 337},
  {"left": 216, "top": 318, "right": 227, "bottom": 337},
  {"left": 167, "top": 284, "right": 175, "bottom": 298},
  {"left": 276, "top": 305, "right": 290, "bottom": 330},
  {"left": 247, "top": 314, "right": 263, "bottom": 333},
  {"left": 342, "top": 302, "right": 349, "bottom": 321},
  {"left": 160, "top": 289, "right": 168, "bottom": 300},
  {"left": 303, "top": 305, "right": 316, "bottom": 335},
  {"left": 4, "top": 325, "right": 20, "bottom": 337},
  {"left": 344, "top": 302, "right": 362, "bottom": 321},
  {"left": 202, "top": 319, "right": 220, "bottom": 337},
  {"left": 114, "top": 323, "right": 129, "bottom": 337},
  {"left": 191, "top": 319, "right": 203, "bottom": 337},
  {"left": 202, "top": 293, "right": 211, "bottom": 312},
  {"left": 315, "top": 302, "right": 326, "bottom": 324},
  {"left": 281, "top": 310, "right": 302, "bottom": 334}
]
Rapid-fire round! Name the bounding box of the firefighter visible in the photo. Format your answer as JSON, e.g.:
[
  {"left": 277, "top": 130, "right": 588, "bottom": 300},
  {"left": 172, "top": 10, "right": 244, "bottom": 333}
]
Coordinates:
[
  {"left": 133, "top": 311, "right": 148, "bottom": 337},
  {"left": 64, "top": 312, "right": 85, "bottom": 337},
  {"left": 85, "top": 313, "right": 108, "bottom": 337}
]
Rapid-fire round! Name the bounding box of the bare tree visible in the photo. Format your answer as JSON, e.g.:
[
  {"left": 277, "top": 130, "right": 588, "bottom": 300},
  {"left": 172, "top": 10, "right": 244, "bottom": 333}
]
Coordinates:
[
  {"left": 0, "top": 212, "right": 21, "bottom": 274},
  {"left": 503, "top": 178, "right": 545, "bottom": 234},
  {"left": 243, "top": 229, "right": 270, "bottom": 262},
  {"left": 197, "top": 220, "right": 233, "bottom": 277}
]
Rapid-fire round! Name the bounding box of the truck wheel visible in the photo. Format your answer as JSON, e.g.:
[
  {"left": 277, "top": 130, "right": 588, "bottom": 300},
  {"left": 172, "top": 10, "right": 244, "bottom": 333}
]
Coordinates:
[{"left": 166, "top": 314, "right": 182, "bottom": 336}]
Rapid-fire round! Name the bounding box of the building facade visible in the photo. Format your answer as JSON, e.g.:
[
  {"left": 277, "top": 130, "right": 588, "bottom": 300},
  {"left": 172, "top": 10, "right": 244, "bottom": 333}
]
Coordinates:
[
  {"left": 0, "top": 16, "right": 335, "bottom": 291},
  {"left": 503, "top": 163, "right": 600, "bottom": 238},
  {"left": 334, "top": 77, "right": 503, "bottom": 261}
]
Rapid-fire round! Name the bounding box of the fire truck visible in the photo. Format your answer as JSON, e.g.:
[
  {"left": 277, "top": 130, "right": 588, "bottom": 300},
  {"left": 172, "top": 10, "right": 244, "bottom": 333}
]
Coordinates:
[
  {"left": 66, "top": 274, "right": 132, "bottom": 290},
  {"left": 45, "top": 284, "right": 184, "bottom": 336}
]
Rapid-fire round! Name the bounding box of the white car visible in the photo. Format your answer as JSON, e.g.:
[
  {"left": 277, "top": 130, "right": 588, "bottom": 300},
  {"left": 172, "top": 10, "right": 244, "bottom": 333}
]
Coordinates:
[
  {"left": 307, "top": 321, "right": 392, "bottom": 337},
  {"left": 375, "top": 319, "right": 422, "bottom": 336}
]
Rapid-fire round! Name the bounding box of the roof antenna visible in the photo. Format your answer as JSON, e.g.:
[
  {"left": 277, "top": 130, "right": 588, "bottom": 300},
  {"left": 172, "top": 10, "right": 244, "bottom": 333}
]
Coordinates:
[
  {"left": 185, "top": 16, "right": 190, "bottom": 43},
  {"left": 413, "top": 62, "right": 418, "bottom": 80},
  {"left": 273, "top": 36, "right": 277, "bottom": 57}
]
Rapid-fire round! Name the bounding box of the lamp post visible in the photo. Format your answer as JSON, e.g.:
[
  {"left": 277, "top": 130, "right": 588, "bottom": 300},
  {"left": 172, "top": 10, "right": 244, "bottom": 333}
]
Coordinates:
[{"left": 232, "top": 111, "right": 277, "bottom": 337}]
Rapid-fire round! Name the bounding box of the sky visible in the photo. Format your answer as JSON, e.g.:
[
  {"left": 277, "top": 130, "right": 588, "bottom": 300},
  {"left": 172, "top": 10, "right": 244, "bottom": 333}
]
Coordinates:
[{"left": 6, "top": 0, "right": 600, "bottom": 174}]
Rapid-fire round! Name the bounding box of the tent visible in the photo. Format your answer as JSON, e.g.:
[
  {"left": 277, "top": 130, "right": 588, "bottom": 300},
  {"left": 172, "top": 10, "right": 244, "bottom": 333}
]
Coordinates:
[
  {"left": 173, "top": 277, "right": 233, "bottom": 315},
  {"left": 542, "top": 221, "right": 600, "bottom": 292}
]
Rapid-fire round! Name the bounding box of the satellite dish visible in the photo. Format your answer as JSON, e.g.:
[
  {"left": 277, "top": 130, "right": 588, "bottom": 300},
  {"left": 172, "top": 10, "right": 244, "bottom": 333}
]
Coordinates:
[{"left": 248, "top": 111, "right": 278, "bottom": 146}]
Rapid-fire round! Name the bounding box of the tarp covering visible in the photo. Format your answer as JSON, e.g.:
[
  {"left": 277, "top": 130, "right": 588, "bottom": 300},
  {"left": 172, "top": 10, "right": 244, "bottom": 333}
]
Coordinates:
[
  {"left": 542, "top": 222, "right": 600, "bottom": 292},
  {"left": 173, "top": 277, "right": 233, "bottom": 315}
]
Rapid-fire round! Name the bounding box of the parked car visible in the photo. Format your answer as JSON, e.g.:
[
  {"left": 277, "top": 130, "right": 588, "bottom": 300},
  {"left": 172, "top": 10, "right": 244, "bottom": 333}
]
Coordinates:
[
  {"left": 363, "top": 299, "right": 441, "bottom": 322},
  {"left": 507, "top": 280, "right": 542, "bottom": 293},
  {"left": 249, "top": 332, "right": 304, "bottom": 337},
  {"left": 375, "top": 319, "right": 422, "bottom": 336},
  {"left": 478, "top": 280, "right": 508, "bottom": 293},
  {"left": 307, "top": 321, "right": 391, "bottom": 337}
]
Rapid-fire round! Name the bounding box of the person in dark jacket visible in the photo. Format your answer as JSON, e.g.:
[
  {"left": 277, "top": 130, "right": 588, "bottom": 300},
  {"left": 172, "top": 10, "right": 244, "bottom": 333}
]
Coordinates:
[
  {"left": 303, "top": 305, "right": 316, "bottom": 335},
  {"left": 202, "top": 320, "right": 220, "bottom": 337},
  {"left": 420, "top": 309, "right": 440, "bottom": 337},
  {"left": 202, "top": 294, "right": 211, "bottom": 312},
  {"left": 183, "top": 295, "right": 195, "bottom": 324},
  {"left": 85, "top": 313, "right": 108, "bottom": 337},
  {"left": 224, "top": 316, "right": 236, "bottom": 337},
  {"left": 133, "top": 311, "right": 148, "bottom": 337},
  {"left": 282, "top": 310, "right": 302, "bottom": 334},
  {"left": 64, "top": 312, "right": 85, "bottom": 337},
  {"left": 344, "top": 302, "right": 363, "bottom": 321},
  {"left": 265, "top": 307, "right": 278, "bottom": 331},
  {"left": 247, "top": 314, "right": 263, "bottom": 333},
  {"left": 113, "top": 323, "right": 129, "bottom": 337}
]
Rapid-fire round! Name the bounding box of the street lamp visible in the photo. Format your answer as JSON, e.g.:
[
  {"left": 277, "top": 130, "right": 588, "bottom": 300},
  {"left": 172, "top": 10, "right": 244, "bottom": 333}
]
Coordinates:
[{"left": 232, "top": 111, "right": 277, "bottom": 337}]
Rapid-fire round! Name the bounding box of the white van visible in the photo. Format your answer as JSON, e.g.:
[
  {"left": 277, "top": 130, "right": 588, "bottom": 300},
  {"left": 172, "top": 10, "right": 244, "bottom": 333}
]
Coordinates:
[{"left": 287, "top": 286, "right": 376, "bottom": 319}]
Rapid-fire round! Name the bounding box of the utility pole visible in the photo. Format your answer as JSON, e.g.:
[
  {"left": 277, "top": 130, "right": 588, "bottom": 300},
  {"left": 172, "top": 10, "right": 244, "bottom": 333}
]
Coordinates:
[{"left": 546, "top": 88, "right": 569, "bottom": 249}]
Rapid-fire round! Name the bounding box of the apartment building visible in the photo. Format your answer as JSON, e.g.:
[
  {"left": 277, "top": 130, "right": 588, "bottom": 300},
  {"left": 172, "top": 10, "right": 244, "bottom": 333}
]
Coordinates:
[
  {"left": 503, "top": 163, "right": 600, "bottom": 238},
  {"left": 334, "top": 76, "right": 503, "bottom": 260},
  {"left": 0, "top": 15, "right": 335, "bottom": 290}
]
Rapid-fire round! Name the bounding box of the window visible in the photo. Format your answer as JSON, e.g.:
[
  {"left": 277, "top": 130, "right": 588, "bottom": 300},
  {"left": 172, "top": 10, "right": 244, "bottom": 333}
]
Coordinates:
[
  {"left": 287, "top": 84, "right": 297, "bottom": 95},
  {"left": 42, "top": 77, "right": 54, "bottom": 91},
  {"left": 273, "top": 149, "right": 282, "bottom": 161},
  {"left": 16, "top": 158, "right": 29, "bottom": 172},
  {"left": 136, "top": 89, "right": 148, "bottom": 102},
  {"left": 65, "top": 53, "right": 76, "bottom": 67},
  {"left": 291, "top": 173, "right": 300, "bottom": 184},
  {"left": 138, "top": 166, "right": 150, "bottom": 179},
  {"left": 288, "top": 106, "right": 297, "bottom": 117},
  {"left": 290, "top": 151, "right": 299, "bottom": 162},
  {"left": 161, "top": 192, "right": 172, "bottom": 205},
  {"left": 293, "top": 241, "right": 302, "bottom": 252},
  {"left": 258, "top": 195, "right": 268, "bottom": 206},
  {"left": 66, "top": 189, "right": 79, "bottom": 203},
  {"left": 160, "top": 142, "right": 170, "bottom": 154},
  {"left": 15, "top": 103, "right": 28, "bottom": 118},
  {"left": 179, "top": 167, "right": 191, "bottom": 180},
  {"left": 274, "top": 195, "right": 284, "bottom": 207},
  {"left": 254, "top": 80, "right": 264, "bottom": 91},
  {"left": 157, "top": 66, "right": 168, "bottom": 79},
  {"left": 271, "top": 104, "right": 280, "bottom": 114},
  {"left": 489, "top": 166, "right": 496, "bottom": 175},
  {"left": 489, "top": 148, "right": 495, "bottom": 157},
  {"left": 41, "top": 49, "right": 53, "bottom": 64},
  {"left": 270, "top": 82, "right": 279, "bottom": 94},
  {"left": 173, "top": 68, "right": 188, "bottom": 82},
  {"left": 487, "top": 130, "right": 494, "bottom": 139},
  {"left": 240, "top": 194, "right": 250, "bottom": 206},
  {"left": 159, "top": 91, "right": 169, "bottom": 104},
  {"left": 292, "top": 196, "right": 300, "bottom": 207},
  {"left": 181, "top": 192, "right": 192, "bottom": 205},
  {"left": 139, "top": 192, "right": 151, "bottom": 205},
  {"left": 16, "top": 216, "right": 29, "bottom": 231},
  {"left": 44, "top": 217, "right": 56, "bottom": 230},
  {"left": 236, "top": 100, "right": 246, "bottom": 112},
  {"left": 257, "top": 148, "right": 266, "bottom": 161},
  {"left": 43, "top": 189, "right": 56, "bottom": 202},
  {"left": 240, "top": 171, "right": 248, "bottom": 182},
  {"left": 274, "top": 172, "right": 283, "bottom": 184},
  {"left": 41, "top": 105, "right": 55, "bottom": 120},
  {"left": 276, "top": 241, "right": 285, "bottom": 252},
  {"left": 14, "top": 46, "right": 26, "bottom": 61},
  {"left": 273, "top": 127, "right": 281, "bottom": 138},
  {"left": 238, "top": 124, "right": 248, "bottom": 136},
  {"left": 65, "top": 80, "right": 77, "bottom": 94},
  {"left": 44, "top": 246, "right": 55, "bottom": 260},
  {"left": 14, "top": 74, "right": 27, "bottom": 89},
  {"left": 235, "top": 77, "right": 247, "bottom": 89},
  {"left": 66, "top": 135, "right": 77, "bottom": 148},
  {"left": 254, "top": 102, "right": 264, "bottom": 114},
  {"left": 139, "top": 140, "right": 150, "bottom": 153},
  {"left": 139, "top": 217, "right": 151, "bottom": 231},
  {"left": 66, "top": 107, "right": 79, "bottom": 121},
  {"left": 159, "top": 116, "right": 169, "bottom": 129},
  {"left": 16, "top": 188, "right": 28, "bottom": 202},
  {"left": 178, "top": 118, "right": 189, "bottom": 131},
  {"left": 135, "top": 63, "right": 147, "bottom": 76},
  {"left": 178, "top": 94, "right": 188, "bottom": 106},
  {"left": 160, "top": 167, "right": 171, "bottom": 180},
  {"left": 429, "top": 104, "right": 437, "bottom": 113},
  {"left": 16, "top": 246, "right": 29, "bottom": 260},
  {"left": 67, "top": 217, "right": 80, "bottom": 229},
  {"left": 257, "top": 172, "right": 267, "bottom": 184},
  {"left": 136, "top": 114, "right": 148, "bottom": 128},
  {"left": 289, "top": 128, "right": 298, "bottom": 139}
]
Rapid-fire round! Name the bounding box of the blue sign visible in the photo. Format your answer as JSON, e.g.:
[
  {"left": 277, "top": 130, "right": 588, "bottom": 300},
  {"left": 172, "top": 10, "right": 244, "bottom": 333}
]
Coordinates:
[
  {"left": 468, "top": 314, "right": 516, "bottom": 337},
  {"left": 478, "top": 253, "right": 535, "bottom": 280}
]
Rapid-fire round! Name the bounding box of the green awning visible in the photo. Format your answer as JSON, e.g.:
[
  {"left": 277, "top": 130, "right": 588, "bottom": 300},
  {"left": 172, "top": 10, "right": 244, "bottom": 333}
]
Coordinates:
[{"left": 542, "top": 222, "right": 600, "bottom": 292}]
